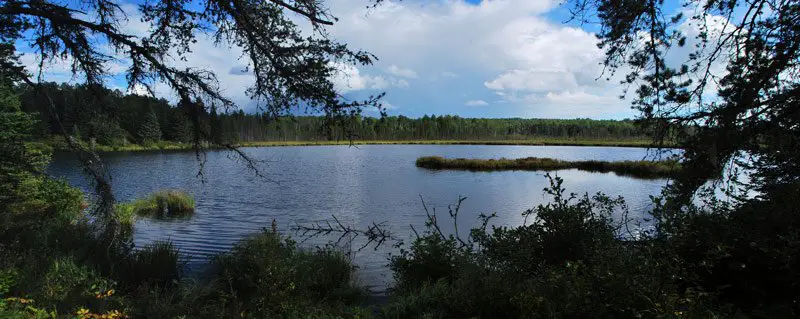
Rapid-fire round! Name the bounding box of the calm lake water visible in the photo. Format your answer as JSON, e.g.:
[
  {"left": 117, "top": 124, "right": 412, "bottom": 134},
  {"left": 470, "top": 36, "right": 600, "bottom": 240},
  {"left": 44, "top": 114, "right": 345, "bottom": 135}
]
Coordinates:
[{"left": 49, "top": 144, "right": 672, "bottom": 293}]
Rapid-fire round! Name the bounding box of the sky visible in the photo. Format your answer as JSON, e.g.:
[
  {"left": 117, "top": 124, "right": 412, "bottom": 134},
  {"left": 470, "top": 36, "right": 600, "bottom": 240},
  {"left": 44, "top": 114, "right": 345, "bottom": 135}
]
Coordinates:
[{"left": 18, "top": 0, "right": 701, "bottom": 119}]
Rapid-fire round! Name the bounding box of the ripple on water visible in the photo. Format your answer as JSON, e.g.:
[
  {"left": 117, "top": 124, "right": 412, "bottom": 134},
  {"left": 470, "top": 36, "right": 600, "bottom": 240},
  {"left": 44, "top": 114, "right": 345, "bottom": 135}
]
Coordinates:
[{"left": 50, "top": 144, "right": 676, "bottom": 293}]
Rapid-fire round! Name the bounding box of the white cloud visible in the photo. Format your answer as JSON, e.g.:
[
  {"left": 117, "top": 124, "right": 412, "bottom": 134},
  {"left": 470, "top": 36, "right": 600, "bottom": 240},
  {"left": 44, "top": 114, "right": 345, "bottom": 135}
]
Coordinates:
[
  {"left": 331, "top": 63, "right": 410, "bottom": 93},
  {"left": 475, "top": 14, "right": 629, "bottom": 115},
  {"left": 126, "top": 83, "right": 152, "bottom": 96},
  {"left": 387, "top": 65, "right": 418, "bottom": 79},
  {"left": 368, "top": 75, "right": 389, "bottom": 90},
  {"left": 544, "top": 91, "right": 618, "bottom": 106},
  {"left": 19, "top": 51, "right": 129, "bottom": 84},
  {"left": 465, "top": 99, "right": 489, "bottom": 106},
  {"left": 331, "top": 63, "right": 369, "bottom": 92},
  {"left": 26, "top": 0, "right": 728, "bottom": 119},
  {"left": 484, "top": 69, "right": 580, "bottom": 92},
  {"left": 323, "top": 0, "right": 634, "bottom": 117}
]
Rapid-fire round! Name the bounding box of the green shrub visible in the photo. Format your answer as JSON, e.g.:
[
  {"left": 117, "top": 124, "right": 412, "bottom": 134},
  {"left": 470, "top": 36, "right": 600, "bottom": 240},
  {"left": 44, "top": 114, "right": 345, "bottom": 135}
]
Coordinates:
[
  {"left": 385, "top": 175, "right": 704, "bottom": 318},
  {"left": 5, "top": 176, "right": 84, "bottom": 222},
  {"left": 41, "top": 258, "right": 106, "bottom": 308},
  {"left": 659, "top": 183, "right": 800, "bottom": 317},
  {"left": 0, "top": 175, "right": 89, "bottom": 257}
]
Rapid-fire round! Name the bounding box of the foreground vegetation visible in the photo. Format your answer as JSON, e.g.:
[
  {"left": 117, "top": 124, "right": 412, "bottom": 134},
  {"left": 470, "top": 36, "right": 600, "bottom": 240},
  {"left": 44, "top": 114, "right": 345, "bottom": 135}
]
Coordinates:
[
  {"left": 381, "top": 176, "right": 800, "bottom": 318},
  {"left": 416, "top": 156, "right": 681, "bottom": 179}
]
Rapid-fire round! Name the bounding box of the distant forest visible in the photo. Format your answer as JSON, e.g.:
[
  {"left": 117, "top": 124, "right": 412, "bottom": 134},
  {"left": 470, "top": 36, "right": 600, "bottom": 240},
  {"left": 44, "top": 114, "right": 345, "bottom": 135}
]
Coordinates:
[{"left": 18, "top": 83, "right": 647, "bottom": 145}]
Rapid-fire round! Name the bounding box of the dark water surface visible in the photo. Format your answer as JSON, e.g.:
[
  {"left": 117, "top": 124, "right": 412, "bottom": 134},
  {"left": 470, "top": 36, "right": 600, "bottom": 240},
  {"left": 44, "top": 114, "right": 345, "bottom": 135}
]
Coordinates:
[{"left": 49, "top": 144, "right": 671, "bottom": 293}]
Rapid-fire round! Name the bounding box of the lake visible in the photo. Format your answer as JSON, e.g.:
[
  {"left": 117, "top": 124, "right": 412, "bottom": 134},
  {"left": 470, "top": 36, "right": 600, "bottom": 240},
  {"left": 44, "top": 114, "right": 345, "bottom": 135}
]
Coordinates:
[{"left": 49, "top": 144, "right": 672, "bottom": 293}]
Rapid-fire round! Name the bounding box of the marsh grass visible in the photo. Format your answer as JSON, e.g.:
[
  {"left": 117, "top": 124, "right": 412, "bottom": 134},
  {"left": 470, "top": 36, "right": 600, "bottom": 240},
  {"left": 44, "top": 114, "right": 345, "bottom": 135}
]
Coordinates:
[
  {"left": 119, "top": 241, "right": 184, "bottom": 288},
  {"left": 116, "top": 190, "right": 195, "bottom": 221},
  {"left": 416, "top": 156, "right": 681, "bottom": 179},
  {"left": 193, "top": 229, "right": 369, "bottom": 317}
]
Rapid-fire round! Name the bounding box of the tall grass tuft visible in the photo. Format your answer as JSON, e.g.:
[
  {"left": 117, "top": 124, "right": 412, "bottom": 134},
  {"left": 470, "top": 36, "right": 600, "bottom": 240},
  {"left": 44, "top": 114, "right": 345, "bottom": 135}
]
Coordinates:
[
  {"left": 206, "top": 229, "right": 367, "bottom": 317},
  {"left": 118, "top": 241, "right": 184, "bottom": 288},
  {"left": 416, "top": 156, "right": 681, "bottom": 179},
  {"left": 116, "top": 190, "right": 195, "bottom": 221}
]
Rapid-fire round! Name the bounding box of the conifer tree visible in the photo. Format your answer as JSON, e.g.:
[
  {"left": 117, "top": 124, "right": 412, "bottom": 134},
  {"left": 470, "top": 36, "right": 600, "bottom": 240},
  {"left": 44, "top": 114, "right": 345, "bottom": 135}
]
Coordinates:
[{"left": 138, "top": 108, "right": 162, "bottom": 143}]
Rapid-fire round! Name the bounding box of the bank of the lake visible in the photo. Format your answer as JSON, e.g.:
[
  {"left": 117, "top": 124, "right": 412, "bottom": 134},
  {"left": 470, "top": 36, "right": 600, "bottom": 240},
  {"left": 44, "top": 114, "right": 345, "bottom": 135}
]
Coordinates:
[{"left": 47, "top": 137, "right": 664, "bottom": 153}]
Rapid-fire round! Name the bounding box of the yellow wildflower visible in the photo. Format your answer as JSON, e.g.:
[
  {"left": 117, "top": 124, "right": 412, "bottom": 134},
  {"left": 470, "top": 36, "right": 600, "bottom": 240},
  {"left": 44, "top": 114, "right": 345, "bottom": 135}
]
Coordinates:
[
  {"left": 76, "top": 308, "right": 90, "bottom": 318},
  {"left": 100, "top": 309, "right": 124, "bottom": 319},
  {"left": 4, "top": 297, "right": 34, "bottom": 304}
]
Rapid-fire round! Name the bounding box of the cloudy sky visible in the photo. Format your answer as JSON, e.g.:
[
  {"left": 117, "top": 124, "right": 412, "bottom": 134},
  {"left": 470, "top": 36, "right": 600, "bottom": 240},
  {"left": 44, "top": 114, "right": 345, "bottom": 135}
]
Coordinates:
[
  {"left": 326, "top": 0, "right": 633, "bottom": 119},
  {"left": 18, "top": 0, "right": 696, "bottom": 119}
]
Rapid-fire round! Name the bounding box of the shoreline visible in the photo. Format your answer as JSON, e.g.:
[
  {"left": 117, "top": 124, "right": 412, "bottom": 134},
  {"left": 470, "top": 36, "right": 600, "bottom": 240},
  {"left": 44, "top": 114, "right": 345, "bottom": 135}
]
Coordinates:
[{"left": 48, "top": 138, "right": 671, "bottom": 153}]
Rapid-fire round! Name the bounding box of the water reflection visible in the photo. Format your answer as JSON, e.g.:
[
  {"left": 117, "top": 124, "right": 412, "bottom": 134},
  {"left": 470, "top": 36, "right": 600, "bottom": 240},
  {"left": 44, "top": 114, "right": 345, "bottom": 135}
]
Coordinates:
[{"left": 49, "top": 145, "right": 672, "bottom": 293}]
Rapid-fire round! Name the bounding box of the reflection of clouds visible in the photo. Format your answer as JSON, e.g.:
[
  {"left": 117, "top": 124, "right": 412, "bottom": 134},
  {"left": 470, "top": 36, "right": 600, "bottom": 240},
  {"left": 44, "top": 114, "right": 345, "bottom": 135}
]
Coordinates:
[
  {"left": 468, "top": 170, "right": 666, "bottom": 232},
  {"left": 48, "top": 144, "right": 670, "bottom": 293}
]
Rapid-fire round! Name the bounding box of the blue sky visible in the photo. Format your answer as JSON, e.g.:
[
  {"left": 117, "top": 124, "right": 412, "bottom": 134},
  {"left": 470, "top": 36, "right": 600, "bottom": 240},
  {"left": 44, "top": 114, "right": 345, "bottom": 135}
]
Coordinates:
[{"left": 18, "top": 0, "right": 701, "bottom": 120}]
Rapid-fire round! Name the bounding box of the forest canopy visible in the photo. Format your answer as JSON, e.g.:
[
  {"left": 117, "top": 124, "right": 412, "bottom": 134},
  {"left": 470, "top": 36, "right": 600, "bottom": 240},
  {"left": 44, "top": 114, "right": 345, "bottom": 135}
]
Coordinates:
[{"left": 16, "top": 82, "right": 648, "bottom": 145}]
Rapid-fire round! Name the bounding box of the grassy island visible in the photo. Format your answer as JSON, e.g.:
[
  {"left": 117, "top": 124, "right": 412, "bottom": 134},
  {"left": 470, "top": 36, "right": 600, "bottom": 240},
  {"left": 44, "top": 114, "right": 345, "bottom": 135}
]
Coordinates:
[
  {"left": 115, "top": 190, "right": 195, "bottom": 224},
  {"left": 416, "top": 156, "right": 680, "bottom": 179}
]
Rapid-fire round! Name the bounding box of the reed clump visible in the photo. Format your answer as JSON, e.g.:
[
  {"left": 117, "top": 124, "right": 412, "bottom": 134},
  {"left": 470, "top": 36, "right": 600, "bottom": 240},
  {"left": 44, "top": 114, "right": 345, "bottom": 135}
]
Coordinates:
[
  {"left": 416, "top": 156, "right": 680, "bottom": 179},
  {"left": 115, "top": 190, "right": 195, "bottom": 221}
]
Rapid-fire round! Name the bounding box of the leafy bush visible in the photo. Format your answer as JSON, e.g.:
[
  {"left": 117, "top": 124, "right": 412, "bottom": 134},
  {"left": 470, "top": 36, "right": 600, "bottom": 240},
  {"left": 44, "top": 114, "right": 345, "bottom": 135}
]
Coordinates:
[
  {"left": 659, "top": 183, "right": 800, "bottom": 317},
  {"left": 0, "top": 175, "right": 88, "bottom": 258},
  {"left": 9, "top": 176, "right": 84, "bottom": 220},
  {"left": 40, "top": 258, "right": 116, "bottom": 310},
  {"left": 385, "top": 175, "right": 705, "bottom": 318}
]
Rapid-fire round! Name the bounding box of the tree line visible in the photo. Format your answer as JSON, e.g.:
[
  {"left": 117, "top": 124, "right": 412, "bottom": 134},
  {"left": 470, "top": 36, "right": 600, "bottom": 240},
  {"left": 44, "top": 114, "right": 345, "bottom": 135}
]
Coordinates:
[{"left": 17, "top": 83, "right": 647, "bottom": 146}]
